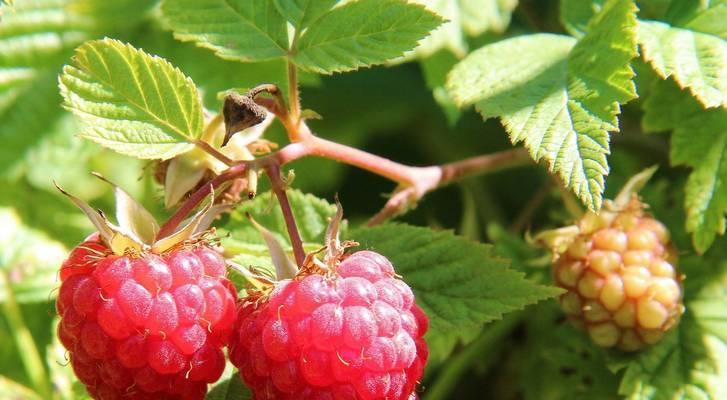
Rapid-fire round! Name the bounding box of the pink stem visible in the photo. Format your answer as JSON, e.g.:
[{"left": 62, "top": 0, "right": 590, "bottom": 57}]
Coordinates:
[
  {"left": 266, "top": 164, "right": 306, "bottom": 267},
  {"left": 159, "top": 124, "right": 531, "bottom": 237},
  {"left": 156, "top": 163, "right": 247, "bottom": 239}
]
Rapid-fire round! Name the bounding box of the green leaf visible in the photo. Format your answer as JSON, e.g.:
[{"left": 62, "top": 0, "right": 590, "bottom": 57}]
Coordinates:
[
  {"left": 638, "top": 20, "right": 727, "bottom": 108},
  {"left": 560, "top": 0, "right": 674, "bottom": 36},
  {"left": 350, "top": 223, "right": 562, "bottom": 362},
  {"left": 0, "top": 0, "right": 94, "bottom": 172},
  {"left": 641, "top": 74, "right": 705, "bottom": 133},
  {"left": 273, "top": 0, "right": 339, "bottom": 30},
  {"left": 0, "top": 0, "right": 92, "bottom": 70},
  {"left": 0, "top": 179, "right": 93, "bottom": 246},
  {"left": 67, "top": 0, "right": 157, "bottom": 30},
  {"left": 397, "top": 0, "right": 518, "bottom": 62},
  {"left": 131, "top": 21, "right": 296, "bottom": 110},
  {"left": 447, "top": 0, "right": 638, "bottom": 211},
  {"left": 59, "top": 38, "right": 202, "bottom": 160},
  {"left": 643, "top": 79, "right": 727, "bottom": 253},
  {"left": 402, "top": 0, "right": 467, "bottom": 60},
  {"left": 0, "top": 72, "right": 64, "bottom": 178},
  {"left": 0, "top": 208, "right": 67, "bottom": 304},
  {"left": 220, "top": 190, "right": 341, "bottom": 270},
  {"left": 672, "top": 109, "right": 727, "bottom": 254},
  {"left": 420, "top": 50, "right": 462, "bottom": 125},
  {"left": 521, "top": 303, "right": 620, "bottom": 400},
  {"left": 615, "top": 251, "right": 727, "bottom": 399},
  {"left": 207, "top": 372, "right": 252, "bottom": 400},
  {"left": 292, "top": 0, "right": 444, "bottom": 74},
  {"left": 457, "top": 0, "right": 518, "bottom": 36},
  {"left": 161, "top": 0, "right": 289, "bottom": 62},
  {"left": 683, "top": 1, "right": 727, "bottom": 39},
  {"left": 559, "top": 0, "right": 605, "bottom": 37}
]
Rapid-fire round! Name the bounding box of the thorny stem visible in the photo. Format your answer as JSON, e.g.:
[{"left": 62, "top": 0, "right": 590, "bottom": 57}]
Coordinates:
[{"left": 266, "top": 164, "right": 306, "bottom": 267}]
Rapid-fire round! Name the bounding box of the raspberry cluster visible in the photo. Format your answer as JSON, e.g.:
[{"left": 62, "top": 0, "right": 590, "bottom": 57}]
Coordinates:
[
  {"left": 553, "top": 206, "right": 683, "bottom": 351},
  {"left": 229, "top": 250, "right": 428, "bottom": 400},
  {"left": 56, "top": 235, "right": 237, "bottom": 399}
]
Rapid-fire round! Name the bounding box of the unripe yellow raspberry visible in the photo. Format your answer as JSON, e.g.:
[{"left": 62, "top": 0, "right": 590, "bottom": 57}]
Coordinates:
[{"left": 551, "top": 198, "right": 684, "bottom": 351}]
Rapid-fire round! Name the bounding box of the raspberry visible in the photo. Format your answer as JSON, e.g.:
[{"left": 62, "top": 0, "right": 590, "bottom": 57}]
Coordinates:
[
  {"left": 229, "top": 250, "right": 428, "bottom": 400},
  {"left": 551, "top": 200, "right": 683, "bottom": 351},
  {"left": 57, "top": 237, "right": 236, "bottom": 399}
]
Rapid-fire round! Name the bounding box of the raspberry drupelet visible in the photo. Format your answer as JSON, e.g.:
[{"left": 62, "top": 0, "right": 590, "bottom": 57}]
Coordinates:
[
  {"left": 552, "top": 200, "right": 683, "bottom": 351},
  {"left": 57, "top": 234, "right": 237, "bottom": 400},
  {"left": 229, "top": 250, "right": 429, "bottom": 400}
]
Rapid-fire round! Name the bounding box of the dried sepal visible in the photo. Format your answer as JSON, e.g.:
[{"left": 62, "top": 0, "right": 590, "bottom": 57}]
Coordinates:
[
  {"left": 195, "top": 204, "right": 233, "bottom": 235},
  {"left": 92, "top": 172, "right": 159, "bottom": 243},
  {"left": 614, "top": 166, "right": 658, "bottom": 209},
  {"left": 247, "top": 213, "right": 298, "bottom": 281},
  {"left": 55, "top": 182, "right": 147, "bottom": 255},
  {"left": 226, "top": 260, "right": 275, "bottom": 291},
  {"left": 532, "top": 225, "right": 580, "bottom": 256},
  {"left": 153, "top": 188, "right": 216, "bottom": 253}
]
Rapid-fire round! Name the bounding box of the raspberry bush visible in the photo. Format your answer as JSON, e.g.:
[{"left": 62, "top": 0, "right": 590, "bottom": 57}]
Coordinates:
[{"left": 1, "top": 0, "right": 725, "bottom": 399}]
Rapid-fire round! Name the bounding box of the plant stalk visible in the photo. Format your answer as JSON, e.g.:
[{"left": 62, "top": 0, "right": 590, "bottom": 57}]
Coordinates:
[
  {"left": 157, "top": 163, "right": 247, "bottom": 239},
  {"left": 160, "top": 120, "right": 532, "bottom": 236},
  {"left": 287, "top": 59, "right": 301, "bottom": 134},
  {"left": 0, "top": 272, "right": 52, "bottom": 399},
  {"left": 194, "top": 139, "right": 234, "bottom": 166},
  {"left": 266, "top": 164, "right": 306, "bottom": 267}
]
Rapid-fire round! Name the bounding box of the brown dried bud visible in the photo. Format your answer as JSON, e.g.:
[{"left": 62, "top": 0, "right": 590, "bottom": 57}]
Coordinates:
[{"left": 222, "top": 93, "right": 266, "bottom": 147}]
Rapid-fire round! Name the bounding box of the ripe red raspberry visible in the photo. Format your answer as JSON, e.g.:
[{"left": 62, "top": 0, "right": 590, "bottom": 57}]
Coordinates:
[
  {"left": 57, "top": 235, "right": 237, "bottom": 399},
  {"left": 229, "top": 250, "right": 428, "bottom": 400},
  {"left": 551, "top": 201, "right": 683, "bottom": 351}
]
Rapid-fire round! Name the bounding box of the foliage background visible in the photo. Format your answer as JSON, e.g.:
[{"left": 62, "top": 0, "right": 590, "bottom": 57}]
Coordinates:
[{"left": 0, "top": 0, "right": 725, "bottom": 399}]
